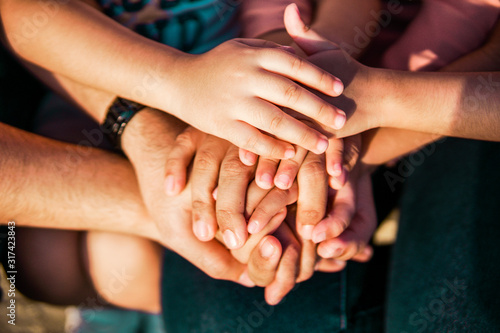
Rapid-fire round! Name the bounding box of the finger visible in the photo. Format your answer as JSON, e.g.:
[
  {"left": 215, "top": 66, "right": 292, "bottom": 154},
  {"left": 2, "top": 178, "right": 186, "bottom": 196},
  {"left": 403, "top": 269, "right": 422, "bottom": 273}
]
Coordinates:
[
  {"left": 255, "top": 157, "right": 280, "bottom": 190},
  {"left": 234, "top": 37, "right": 342, "bottom": 97},
  {"left": 230, "top": 208, "right": 287, "bottom": 264},
  {"left": 317, "top": 174, "right": 377, "bottom": 261},
  {"left": 191, "top": 137, "right": 230, "bottom": 241},
  {"left": 326, "top": 138, "right": 347, "bottom": 190},
  {"left": 274, "top": 146, "right": 308, "bottom": 190},
  {"left": 296, "top": 152, "right": 328, "bottom": 240},
  {"left": 248, "top": 183, "right": 297, "bottom": 235},
  {"left": 351, "top": 245, "right": 373, "bottom": 263},
  {"left": 284, "top": 3, "right": 340, "bottom": 56},
  {"left": 342, "top": 135, "right": 362, "bottom": 173},
  {"left": 239, "top": 148, "right": 258, "bottom": 166},
  {"left": 226, "top": 121, "right": 296, "bottom": 160},
  {"left": 247, "top": 236, "right": 282, "bottom": 287},
  {"left": 216, "top": 145, "right": 255, "bottom": 249},
  {"left": 164, "top": 127, "right": 199, "bottom": 196},
  {"left": 311, "top": 183, "right": 356, "bottom": 244},
  {"left": 314, "top": 258, "right": 346, "bottom": 273},
  {"left": 252, "top": 75, "right": 346, "bottom": 133},
  {"left": 239, "top": 99, "right": 331, "bottom": 155},
  {"left": 295, "top": 239, "right": 317, "bottom": 283},
  {"left": 264, "top": 223, "right": 301, "bottom": 305},
  {"left": 245, "top": 181, "right": 272, "bottom": 218}
]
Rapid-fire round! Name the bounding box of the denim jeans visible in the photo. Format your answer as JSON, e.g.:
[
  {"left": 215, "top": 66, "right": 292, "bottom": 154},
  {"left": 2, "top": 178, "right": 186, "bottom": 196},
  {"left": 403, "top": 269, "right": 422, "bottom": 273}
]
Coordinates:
[
  {"left": 161, "top": 241, "right": 389, "bottom": 333},
  {"left": 386, "top": 138, "right": 500, "bottom": 333}
]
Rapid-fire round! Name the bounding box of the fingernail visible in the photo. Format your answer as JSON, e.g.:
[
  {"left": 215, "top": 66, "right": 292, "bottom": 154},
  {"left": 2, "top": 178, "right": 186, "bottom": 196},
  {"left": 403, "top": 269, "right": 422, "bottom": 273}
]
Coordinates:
[
  {"left": 334, "top": 111, "right": 346, "bottom": 129},
  {"left": 223, "top": 229, "right": 239, "bottom": 249},
  {"left": 247, "top": 220, "right": 260, "bottom": 234},
  {"left": 260, "top": 173, "right": 274, "bottom": 188},
  {"left": 313, "top": 231, "right": 326, "bottom": 243},
  {"left": 331, "top": 163, "right": 342, "bottom": 177},
  {"left": 284, "top": 148, "right": 295, "bottom": 159},
  {"left": 300, "top": 225, "right": 314, "bottom": 240},
  {"left": 333, "top": 79, "right": 344, "bottom": 96},
  {"left": 165, "top": 175, "right": 176, "bottom": 196},
  {"left": 212, "top": 188, "right": 218, "bottom": 200},
  {"left": 260, "top": 241, "right": 276, "bottom": 258},
  {"left": 316, "top": 137, "right": 329, "bottom": 154},
  {"left": 194, "top": 219, "right": 209, "bottom": 241},
  {"left": 275, "top": 174, "right": 291, "bottom": 189},
  {"left": 238, "top": 271, "right": 255, "bottom": 288}
]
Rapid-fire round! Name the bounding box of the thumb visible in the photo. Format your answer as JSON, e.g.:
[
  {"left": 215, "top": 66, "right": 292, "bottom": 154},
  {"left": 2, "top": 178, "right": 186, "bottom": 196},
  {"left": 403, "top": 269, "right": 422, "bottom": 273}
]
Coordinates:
[{"left": 284, "top": 3, "right": 339, "bottom": 56}]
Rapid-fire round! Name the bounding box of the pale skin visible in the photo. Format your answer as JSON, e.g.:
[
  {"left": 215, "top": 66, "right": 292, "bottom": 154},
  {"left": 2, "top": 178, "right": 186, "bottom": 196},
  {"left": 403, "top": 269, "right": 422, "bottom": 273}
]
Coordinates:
[{"left": 0, "top": 0, "right": 348, "bottom": 160}]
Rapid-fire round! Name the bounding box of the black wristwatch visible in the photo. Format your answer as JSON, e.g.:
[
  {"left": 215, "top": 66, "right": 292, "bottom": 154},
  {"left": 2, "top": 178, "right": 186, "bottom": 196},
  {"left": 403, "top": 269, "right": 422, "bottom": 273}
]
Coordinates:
[{"left": 101, "top": 97, "right": 146, "bottom": 149}]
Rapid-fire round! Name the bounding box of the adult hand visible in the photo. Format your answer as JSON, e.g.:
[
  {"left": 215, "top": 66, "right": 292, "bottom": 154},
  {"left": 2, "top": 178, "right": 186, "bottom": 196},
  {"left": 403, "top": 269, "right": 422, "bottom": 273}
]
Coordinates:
[{"left": 121, "top": 109, "right": 258, "bottom": 286}]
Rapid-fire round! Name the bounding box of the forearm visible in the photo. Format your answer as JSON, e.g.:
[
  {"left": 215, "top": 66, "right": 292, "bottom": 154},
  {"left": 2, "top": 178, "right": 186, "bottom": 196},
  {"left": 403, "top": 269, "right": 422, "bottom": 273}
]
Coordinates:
[
  {"left": 363, "top": 17, "right": 500, "bottom": 165},
  {"left": 0, "top": 0, "right": 184, "bottom": 121},
  {"left": 0, "top": 122, "right": 158, "bottom": 241},
  {"left": 25, "top": 62, "right": 115, "bottom": 120}
]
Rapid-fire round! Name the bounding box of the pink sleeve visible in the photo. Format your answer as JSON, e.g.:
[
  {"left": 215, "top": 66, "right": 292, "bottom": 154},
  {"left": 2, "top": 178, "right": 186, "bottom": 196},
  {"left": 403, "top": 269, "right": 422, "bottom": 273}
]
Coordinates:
[
  {"left": 240, "top": 0, "right": 313, "bottom": 38},
  {"left": 382, "top": 0, "right": 500, "bottom": 71}
]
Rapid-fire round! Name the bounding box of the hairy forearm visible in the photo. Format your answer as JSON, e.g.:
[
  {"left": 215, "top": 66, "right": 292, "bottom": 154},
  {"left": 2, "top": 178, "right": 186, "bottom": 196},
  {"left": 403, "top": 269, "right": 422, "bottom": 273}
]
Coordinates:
[
  {"left": 0, "top": 122, "right": 159, "bottom": 241},
  {"left": 0, "top": 0, "right": 184, "bottom": 121}
]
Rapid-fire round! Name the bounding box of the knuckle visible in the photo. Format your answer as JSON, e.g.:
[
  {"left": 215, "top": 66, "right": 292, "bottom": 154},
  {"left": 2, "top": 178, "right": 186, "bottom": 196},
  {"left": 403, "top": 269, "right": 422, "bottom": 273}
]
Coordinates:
[
  {"left": 295, "top": 127, "right": 317, "bottom": 147},
  {"left": 221, "top": 157, "right": 246, "bottom": 177},
  {"left": 194, "top": 150, "right": 219, "bottom": 172},
  {"left": 299, "top": 209, "right": 323, "bottom": 224},
  {"left": 175, "top": 131, "right": 195, "bottom": 148},
  {"left": 318, "top": 70, "right": 330, "bottom": 90},
  {"left": 289, "top": 56, "right": 305, "bottom": 76},
  {"left": 243, "top": 134, "right": 260, "bottom": 152},
  {"left": 284, "top": 84, "right": 302, "bottom": 105},
  {"left": 205, "top": 259, "right": 230, "bottom": 280},
  {"left": 269, "top": 112, "right": 286, "bottom": 131},
  {"left": 300, "top": 160, "right": 327, "bottom": 180},
  {"left": 331, "top": 216, "right": 350, "bottom": 236},
  {"left": 296, "top": 268, "right": 314, "bottom": 283},
  {"left": 216, "top": 209, "right": 235, "bottom": 228},
  {"left": 315, "top": 100, "right": 331, "bottom": 121},
  {"left": 192, "top": 199, "right": 211, "bottom": 212},
  {"left": 253, "top": 206, "right": 272, "bottom": 219}
]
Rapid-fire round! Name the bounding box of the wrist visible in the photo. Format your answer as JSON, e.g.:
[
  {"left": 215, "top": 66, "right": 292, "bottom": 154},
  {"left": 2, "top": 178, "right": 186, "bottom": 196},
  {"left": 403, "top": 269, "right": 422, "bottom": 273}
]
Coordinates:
[
  {"left": 364, "top": 67, "right": 402, "bottom": 129},
  {"left": 121, "top": 108, "right": 186, "bottom": 166}
]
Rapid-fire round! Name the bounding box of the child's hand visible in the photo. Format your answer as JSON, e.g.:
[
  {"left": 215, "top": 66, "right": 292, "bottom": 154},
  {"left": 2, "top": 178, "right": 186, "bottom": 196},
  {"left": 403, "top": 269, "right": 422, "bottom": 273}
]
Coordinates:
[
  {"left": 170, "top": 38, "right": 346, "bottom": 160},
  {"left": 311, "top": 161, "right": 376, "bottom": 263}
]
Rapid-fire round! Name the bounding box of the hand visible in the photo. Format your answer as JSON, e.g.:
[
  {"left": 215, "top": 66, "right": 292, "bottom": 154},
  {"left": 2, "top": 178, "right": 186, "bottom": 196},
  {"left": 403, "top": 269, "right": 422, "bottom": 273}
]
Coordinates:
[
  {"left": 311, "top": 161, "right": 376, "bottom": 263},
  {"left": 120, "top": 109, "right": 261, "bottom": 286},
  {"left": 170, "top": 38, "right": 347, "bottom": 159},
  {"left": 284, "top": 3, "right": 384, "bottom": 138}
]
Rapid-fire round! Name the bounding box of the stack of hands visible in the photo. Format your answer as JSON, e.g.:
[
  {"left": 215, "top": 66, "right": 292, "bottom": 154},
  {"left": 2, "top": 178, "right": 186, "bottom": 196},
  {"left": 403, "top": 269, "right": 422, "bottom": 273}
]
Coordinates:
[{"left": 122, "top": 4, "right": 380, "bottom": 305}]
